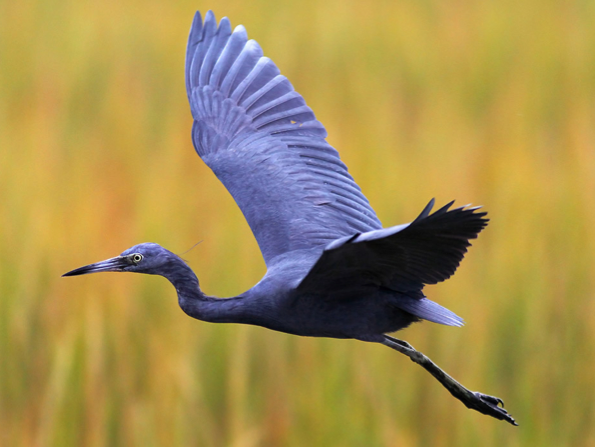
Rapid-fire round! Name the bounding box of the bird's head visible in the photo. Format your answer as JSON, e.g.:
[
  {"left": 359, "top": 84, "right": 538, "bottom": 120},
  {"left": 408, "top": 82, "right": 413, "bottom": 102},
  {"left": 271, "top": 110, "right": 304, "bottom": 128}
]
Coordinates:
[{"left": 63, "top": 243, "right": 176, "bottom": 277}]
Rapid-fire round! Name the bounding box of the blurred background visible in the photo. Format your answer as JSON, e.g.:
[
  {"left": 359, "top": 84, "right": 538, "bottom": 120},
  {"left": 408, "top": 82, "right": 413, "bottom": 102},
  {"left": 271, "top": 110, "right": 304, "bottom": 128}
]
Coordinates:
[{"left": 1, "top": 0, "right": 594, "bottom": 445}]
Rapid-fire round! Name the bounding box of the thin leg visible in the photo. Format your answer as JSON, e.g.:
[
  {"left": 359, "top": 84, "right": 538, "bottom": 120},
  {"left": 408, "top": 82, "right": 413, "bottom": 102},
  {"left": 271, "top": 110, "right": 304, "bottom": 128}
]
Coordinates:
[{"left": 382, "top": 335, "right": 517, "bottom": 426}]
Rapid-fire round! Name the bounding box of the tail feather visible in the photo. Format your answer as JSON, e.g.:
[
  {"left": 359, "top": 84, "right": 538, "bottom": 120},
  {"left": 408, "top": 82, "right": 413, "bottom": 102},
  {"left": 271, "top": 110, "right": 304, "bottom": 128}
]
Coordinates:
[{"left": 394, "top": 296, "right": 464, "bottom": 327}]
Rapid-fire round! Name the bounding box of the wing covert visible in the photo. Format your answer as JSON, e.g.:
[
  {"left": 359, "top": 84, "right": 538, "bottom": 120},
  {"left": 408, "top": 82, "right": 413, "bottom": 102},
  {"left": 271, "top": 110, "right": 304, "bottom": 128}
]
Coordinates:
[{"left": 186, "top": 11, "right": 381, "bottom": 265}]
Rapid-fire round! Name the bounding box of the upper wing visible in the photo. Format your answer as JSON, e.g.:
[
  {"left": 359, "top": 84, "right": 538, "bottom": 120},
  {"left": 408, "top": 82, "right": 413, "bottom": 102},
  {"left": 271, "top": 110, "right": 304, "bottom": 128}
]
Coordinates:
[
  {"left": 298, "top": 199, "right": 488, "bottom": 293},
  {"left": 186, "top": 11, "right": 381, "bottom": 266}
]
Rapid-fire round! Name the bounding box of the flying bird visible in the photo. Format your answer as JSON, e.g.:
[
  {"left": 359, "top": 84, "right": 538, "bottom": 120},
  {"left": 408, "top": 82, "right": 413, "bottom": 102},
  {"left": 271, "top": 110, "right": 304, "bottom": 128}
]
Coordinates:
[{"left": 64, "top": 11, "right": 516, "bottom": 425}]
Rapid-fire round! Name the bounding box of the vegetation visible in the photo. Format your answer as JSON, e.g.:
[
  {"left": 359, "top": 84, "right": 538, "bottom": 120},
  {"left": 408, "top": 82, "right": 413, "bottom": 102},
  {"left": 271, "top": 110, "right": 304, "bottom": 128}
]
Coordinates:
[{"left": 1, "top": 0, "right": 594, "bottom": 445}]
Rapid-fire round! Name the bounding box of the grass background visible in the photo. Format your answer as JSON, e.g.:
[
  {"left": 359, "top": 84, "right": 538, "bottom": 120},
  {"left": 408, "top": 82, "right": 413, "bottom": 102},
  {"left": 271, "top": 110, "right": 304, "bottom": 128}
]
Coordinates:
[{"left": 1, "top": 0, "right": 595, "bottom": 445}]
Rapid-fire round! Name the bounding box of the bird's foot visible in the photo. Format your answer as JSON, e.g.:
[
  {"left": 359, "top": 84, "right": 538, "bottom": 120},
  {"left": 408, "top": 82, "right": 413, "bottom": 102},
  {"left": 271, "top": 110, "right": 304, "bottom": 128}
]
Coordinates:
[
  {"left": 382, "top": 335, "right": 518, "bottom": 425},
  {"left": 464, "top": 392, "right": 518, "bottom": 426}
]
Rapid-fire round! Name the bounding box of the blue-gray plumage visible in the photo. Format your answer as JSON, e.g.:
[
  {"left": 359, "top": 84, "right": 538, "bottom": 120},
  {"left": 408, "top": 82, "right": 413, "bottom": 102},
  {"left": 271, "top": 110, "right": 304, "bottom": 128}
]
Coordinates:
[{"left": 63, "top": 11, "right": 516, "bottom": 425}]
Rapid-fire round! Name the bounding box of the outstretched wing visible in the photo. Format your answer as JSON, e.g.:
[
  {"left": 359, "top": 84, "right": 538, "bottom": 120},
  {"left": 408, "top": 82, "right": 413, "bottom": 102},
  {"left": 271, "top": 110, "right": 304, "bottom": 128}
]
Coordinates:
[
  {"left": 298, "top": 199, "right": 488, "bottom": 293},
  {"left": 186, "top": 11, "right": 381, "bottom": 266}
]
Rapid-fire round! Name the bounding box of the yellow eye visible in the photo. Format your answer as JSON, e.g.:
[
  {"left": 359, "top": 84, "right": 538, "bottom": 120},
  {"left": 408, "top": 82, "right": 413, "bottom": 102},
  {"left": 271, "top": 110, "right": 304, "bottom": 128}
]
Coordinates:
[{"left": 132, "top": 254, "right": 143, "bottom": 263}]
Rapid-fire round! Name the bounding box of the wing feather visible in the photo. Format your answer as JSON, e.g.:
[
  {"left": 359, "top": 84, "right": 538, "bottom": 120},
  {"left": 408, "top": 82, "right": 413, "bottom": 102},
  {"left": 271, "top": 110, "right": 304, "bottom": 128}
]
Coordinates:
[
  {"left": 186, "top": 11, "right": 381, "bottom": 265},
  {"left": 298, "top": 200, "right": 488, "bottom": 293}
]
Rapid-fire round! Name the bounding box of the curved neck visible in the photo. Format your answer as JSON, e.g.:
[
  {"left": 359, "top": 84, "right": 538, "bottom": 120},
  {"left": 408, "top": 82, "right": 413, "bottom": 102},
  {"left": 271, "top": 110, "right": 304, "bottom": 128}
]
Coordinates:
[{"left": 160, "top": 256, "right": 247, "bottom": 324}]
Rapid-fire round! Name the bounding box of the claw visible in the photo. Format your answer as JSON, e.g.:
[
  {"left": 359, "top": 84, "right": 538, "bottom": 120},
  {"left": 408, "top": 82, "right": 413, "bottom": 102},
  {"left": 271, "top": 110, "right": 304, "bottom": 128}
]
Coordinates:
[
  {"left": 479, "top": 394, "right": 504, "bottom": 407},
  {"left": 471, "top": 392, "right": 518, "bottom": 426}
]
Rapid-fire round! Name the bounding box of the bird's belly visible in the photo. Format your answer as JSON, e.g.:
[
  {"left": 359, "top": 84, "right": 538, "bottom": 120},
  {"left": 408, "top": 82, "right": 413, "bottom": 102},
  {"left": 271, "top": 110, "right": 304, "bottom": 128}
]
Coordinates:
[{"left": 266, "top": 291, "right": 415, "bottom": 339}]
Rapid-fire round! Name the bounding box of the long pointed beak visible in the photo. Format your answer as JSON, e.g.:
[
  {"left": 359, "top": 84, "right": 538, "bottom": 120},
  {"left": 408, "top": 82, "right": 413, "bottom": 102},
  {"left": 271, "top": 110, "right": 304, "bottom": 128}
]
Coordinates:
[{"left": 62, "top": 256, "right": 128, "bottom": 277}]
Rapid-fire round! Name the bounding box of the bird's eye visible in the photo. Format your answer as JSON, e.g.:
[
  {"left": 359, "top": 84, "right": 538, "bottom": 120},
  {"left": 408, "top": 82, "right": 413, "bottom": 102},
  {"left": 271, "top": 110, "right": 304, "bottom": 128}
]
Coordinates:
[{"left": 132, "top": 254, "right": 143, "bottom": 264}]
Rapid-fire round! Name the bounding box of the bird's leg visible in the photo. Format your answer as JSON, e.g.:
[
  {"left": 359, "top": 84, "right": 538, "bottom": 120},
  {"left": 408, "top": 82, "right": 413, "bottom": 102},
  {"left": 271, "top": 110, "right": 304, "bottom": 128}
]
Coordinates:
[{"left": 382, "top": 335, "right": 517, "bottom": 426}]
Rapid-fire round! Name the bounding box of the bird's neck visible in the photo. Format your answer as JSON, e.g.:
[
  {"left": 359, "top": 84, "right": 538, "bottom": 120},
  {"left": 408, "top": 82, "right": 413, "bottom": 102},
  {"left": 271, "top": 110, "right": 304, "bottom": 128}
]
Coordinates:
[{"left": 161, "top": 256, "right": 247, "bottom": 324}]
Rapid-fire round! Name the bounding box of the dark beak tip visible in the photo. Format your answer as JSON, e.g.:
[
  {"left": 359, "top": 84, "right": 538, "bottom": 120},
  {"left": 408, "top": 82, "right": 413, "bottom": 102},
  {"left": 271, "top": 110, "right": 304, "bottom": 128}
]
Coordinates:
[{"left": 62, "top": 268, "right": 89, "bottom": 277}]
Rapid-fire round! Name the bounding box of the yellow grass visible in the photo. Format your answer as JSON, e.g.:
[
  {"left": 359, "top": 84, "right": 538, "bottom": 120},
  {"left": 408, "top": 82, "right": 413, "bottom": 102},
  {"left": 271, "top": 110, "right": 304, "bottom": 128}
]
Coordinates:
[{"left": 1, "top": 0, "right": 595, "bottom": 445}]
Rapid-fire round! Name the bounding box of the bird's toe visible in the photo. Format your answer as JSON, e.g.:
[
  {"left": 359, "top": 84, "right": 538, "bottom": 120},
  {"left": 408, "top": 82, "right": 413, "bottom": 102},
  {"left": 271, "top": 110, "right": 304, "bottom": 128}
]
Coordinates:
[{"left": 468, "top": 392, "right": 518, "bottom": 426}]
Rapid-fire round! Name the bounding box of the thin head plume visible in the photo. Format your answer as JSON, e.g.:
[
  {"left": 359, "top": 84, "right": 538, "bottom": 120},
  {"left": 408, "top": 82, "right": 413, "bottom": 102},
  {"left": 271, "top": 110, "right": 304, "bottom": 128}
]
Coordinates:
[{"left": 178, "top": 240, "right": 203, "bottom": 257}]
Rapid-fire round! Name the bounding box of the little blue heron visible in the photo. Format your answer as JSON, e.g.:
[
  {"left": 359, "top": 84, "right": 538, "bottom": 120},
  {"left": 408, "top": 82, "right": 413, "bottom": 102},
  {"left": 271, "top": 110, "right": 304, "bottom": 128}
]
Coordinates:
[{"left": 64, "top": 11, "right": 516, "bottom": 425}]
